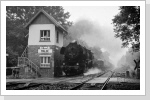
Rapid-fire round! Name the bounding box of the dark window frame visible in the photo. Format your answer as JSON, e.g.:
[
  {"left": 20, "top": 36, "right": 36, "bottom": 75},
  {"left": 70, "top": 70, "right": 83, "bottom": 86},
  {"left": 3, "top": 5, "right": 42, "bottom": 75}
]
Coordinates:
[
  {"left": 40, "top": 56, "right": 51, "bottom": 68},
  {"left": 56, "top": 31, "right": 59, "bottom": 43},
  {"left": 40, "top": 30, "right": 50, "bottom": 42}
]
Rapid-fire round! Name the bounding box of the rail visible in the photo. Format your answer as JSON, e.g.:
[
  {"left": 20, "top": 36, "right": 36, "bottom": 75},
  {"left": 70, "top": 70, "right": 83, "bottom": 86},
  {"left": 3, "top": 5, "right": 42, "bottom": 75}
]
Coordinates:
[
  {"left": 100, "top": 71, "right": 114, "bottom": 90},
  {"left": 14, "top": 83, "right": 42, "bottom": 90},
  {"left": 70, "top": 71, "right": 108, "bottom": 90}
]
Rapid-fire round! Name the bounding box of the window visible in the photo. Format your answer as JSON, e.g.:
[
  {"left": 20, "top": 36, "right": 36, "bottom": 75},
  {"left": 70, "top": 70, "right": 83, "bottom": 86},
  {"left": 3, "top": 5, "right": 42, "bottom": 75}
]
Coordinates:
[
  {"left": 40, "top": 30, "right": 50, "bottom": 41},
  {"left": 56, "top": 31, "right": 59, "bottom": 43},
  {"left": 40, "top": 56, "right": 51, "bottom": 68}
]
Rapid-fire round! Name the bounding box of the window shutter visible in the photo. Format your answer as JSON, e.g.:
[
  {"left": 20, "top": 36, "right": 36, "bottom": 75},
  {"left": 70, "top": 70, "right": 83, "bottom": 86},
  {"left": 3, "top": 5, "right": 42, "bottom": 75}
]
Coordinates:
[
  {"left": 44, "top": 57, "right": 46, "bottom": 63},
  {"left": 48, "top": 57, "right": 50, "bottom": 63},
  {"left": 57, "top": 31, "right": 59, "bottom": 43},
  {"left": 41, "top": 57, "right": 43, "bottom": 63},
  {"left": 40, "top": 30, "right": 42, "bottom": 39},
  {"left": 48, "top": 30, "right": 50, "bottom": 37}
]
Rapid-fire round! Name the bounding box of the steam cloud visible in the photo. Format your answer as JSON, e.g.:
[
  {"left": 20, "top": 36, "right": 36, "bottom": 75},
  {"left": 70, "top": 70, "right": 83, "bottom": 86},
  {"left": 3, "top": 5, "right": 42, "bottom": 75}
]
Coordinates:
[
  {"left": 117, "top": 48, "right": 140, "bottom": 73},
  {"left": 84, "top": 68, "right": 101, "bottom": 76},
  {"left": 64, "top": 19, "right": 127, "bottom": 68}
]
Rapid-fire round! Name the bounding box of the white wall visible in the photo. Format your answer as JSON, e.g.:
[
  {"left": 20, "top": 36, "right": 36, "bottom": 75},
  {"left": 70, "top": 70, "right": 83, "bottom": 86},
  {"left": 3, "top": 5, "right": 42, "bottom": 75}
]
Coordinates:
[
  {"left": 55, "top": 30, "right": 64, "bottom": 47},
  {"left": 28, "top": 24, "right": 55, "bottom": 45}
]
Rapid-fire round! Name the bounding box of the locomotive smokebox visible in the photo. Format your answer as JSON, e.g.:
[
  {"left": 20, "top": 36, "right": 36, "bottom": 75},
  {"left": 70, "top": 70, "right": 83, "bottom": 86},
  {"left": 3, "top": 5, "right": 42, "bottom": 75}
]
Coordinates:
[
  {"left": 64, "top": 42, "right": 80, "bottom": 61},
  {"left": 60, "top": 41, "right": 94, "bottom": 76},
  {"left": 60, "top": 47, "right": 66, "bottom": 54}
]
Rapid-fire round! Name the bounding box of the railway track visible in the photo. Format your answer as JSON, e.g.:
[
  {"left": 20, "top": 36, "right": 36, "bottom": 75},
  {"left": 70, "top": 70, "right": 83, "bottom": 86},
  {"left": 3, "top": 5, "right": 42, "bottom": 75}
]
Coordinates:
[
  {"left": 6, "top": 70, "right": 114, "bottom": 90},
  {"left": 13, "top": 83, "right": 42, "bottom": 90},
  {"left": 6, "top": 74, "right": 99, "bottom": 90},
  {"left": 6, "top": 82, "right": 41, "bottom": 90},
  {"left": 70, "top": 70, "right": 114, "bottom": 90},
  {"left": 6, "top": 82, "right": 26, "bottom": 90},
  {"left": 8, "top": 76, "right": 86, "bottom": 90},
  {"left": 100, "top": 71, "right": 115, "bottom": 90}
]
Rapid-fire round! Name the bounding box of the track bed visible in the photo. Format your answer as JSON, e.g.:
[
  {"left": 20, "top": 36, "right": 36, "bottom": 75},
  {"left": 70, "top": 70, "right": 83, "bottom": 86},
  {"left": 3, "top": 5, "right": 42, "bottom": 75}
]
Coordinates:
[{"left": 6, "top": 70, "right": 140, "bottom": 90}]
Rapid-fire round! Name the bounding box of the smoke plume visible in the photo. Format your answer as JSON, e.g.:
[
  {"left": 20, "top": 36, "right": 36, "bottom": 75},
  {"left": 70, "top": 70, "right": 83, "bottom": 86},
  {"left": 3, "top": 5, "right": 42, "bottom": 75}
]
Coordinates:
[
  {"left": 117, "top": 48, "right": 140, "bottom": 73},
  {"left": 84, "top": 68, "right": 101, "bottom": 76},
  {"left": 64, "top": 19, "right": 127, "bottom": 68}
]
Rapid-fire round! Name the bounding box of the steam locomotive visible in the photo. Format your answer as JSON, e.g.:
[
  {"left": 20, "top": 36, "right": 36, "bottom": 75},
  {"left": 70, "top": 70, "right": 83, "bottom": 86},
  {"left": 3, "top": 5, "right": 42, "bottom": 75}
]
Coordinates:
[{"left": 60, "top": 41, "right": 94, "bottom": 76}]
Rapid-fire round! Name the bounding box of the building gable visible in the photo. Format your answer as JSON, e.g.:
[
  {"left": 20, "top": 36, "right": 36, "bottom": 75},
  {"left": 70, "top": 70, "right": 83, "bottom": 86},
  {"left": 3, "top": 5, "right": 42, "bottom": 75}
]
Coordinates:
[
  {"left": 31, "top": 13, "right": 54, "bottom": 25},
  {"left": 25, "top": 10, "right": 67, "bottom": 35}
]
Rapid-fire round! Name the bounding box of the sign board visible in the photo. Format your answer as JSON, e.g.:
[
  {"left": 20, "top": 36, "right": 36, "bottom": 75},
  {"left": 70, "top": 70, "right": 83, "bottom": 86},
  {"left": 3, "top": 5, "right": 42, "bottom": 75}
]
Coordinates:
[
  {"left": 38, "top": 47, "right": 52, "bottom": 54},
  {"left": 40, "top": 47, "right": 50, "bottom": 49}
]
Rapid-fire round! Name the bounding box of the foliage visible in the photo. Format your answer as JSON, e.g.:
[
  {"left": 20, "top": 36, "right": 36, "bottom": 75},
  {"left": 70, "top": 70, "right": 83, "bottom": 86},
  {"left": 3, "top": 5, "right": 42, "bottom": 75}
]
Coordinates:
[
  {"left": 6, "top": 6, "right": 72, "bottom": 66},
  {"left": 112, "top": 6, "right": 140, "bottom": 52}
]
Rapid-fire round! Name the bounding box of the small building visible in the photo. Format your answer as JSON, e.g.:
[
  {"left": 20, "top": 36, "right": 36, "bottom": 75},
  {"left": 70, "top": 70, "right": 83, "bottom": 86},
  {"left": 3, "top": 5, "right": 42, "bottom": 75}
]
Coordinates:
[{"left": 19, "top": 10, "right": 67, "bottom": 78}]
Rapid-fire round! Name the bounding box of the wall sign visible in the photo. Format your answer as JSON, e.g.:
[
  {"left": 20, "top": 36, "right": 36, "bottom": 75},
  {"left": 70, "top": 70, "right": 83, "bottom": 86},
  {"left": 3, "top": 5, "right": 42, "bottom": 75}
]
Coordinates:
[{"left": 38, "top": 47, "right": 52, "bottom": 53}]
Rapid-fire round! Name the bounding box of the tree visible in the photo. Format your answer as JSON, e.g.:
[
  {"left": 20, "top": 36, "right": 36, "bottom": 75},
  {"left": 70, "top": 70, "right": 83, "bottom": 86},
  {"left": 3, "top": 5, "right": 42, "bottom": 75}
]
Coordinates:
[
  {"left": 6, "top": 6, "right": 72, "bottom": 66},
  {"left": 112, "top": 6, "right": 140, "bottom": 52}
]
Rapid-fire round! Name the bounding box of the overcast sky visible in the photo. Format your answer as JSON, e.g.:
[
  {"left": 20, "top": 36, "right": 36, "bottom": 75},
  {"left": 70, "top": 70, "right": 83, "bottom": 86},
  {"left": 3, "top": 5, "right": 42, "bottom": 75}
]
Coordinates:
[
  {"left": 63, "top": 6, "right": 120, "bottom": 26},
  {"left": 63, "top": 6, "right": 128, "bottom": 67}
]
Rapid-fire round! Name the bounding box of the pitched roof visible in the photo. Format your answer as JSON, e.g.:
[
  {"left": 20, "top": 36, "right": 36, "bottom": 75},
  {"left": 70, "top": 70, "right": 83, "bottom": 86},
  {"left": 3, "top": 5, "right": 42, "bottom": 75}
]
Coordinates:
[{"left": 25, "top": 9, "right": 67, "bottom": 34}]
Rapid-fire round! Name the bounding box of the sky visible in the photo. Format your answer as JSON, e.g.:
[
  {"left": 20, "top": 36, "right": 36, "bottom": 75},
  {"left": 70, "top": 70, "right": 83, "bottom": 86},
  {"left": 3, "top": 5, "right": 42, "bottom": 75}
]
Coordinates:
[
  {"left": 63, "top": 6, "right": 128, "bottom": 67},
  {"left": 63, "top": 6, "right": 119, "bottom": 26}
]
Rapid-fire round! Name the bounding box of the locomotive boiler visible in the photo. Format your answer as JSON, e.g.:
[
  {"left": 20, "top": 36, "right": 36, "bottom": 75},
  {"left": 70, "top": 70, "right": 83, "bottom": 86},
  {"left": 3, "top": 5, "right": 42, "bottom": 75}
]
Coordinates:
[{"left": 60, "top": 41, "right": 94, "bottom": 76}]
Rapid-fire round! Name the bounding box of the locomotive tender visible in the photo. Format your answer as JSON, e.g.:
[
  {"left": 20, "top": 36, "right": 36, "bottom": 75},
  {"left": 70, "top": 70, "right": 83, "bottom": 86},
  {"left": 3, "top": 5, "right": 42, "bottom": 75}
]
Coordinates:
[{"left": 60, "top": 41, "right": 94, "bottom": 76}]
